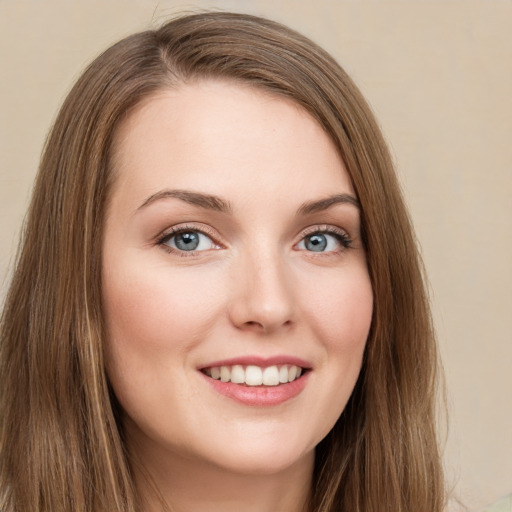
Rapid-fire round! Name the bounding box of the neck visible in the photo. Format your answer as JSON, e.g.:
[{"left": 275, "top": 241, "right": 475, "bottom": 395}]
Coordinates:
[{"left": 131, "top": 440, "right": 314, "bottom": 512}]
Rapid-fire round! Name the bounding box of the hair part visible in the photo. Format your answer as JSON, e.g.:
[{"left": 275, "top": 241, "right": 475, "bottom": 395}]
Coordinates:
[{"left": 0, "top": 11, "right": 445, "bottom": 512}]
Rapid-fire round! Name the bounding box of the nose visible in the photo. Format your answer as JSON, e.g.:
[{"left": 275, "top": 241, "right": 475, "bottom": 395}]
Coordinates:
[{"left": 228, "top": 251, "right": 296, "bottom": 335}]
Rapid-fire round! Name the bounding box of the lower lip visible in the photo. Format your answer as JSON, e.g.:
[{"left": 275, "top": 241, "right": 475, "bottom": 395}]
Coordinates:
[{"left": 200, "top": 371, "right": 310, "bottom": 406}]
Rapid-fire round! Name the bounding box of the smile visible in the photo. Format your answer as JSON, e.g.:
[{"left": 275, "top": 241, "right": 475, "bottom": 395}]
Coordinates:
[
  {"left": 202, "top": 364, "right": 304, "bottom": 386},
  {"left": 199, "top": 356, "right": 312, "bottom": 406}
]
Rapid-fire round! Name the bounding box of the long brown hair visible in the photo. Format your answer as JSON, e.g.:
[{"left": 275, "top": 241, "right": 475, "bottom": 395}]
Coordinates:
[{"left": 0, "top": 12, "right": 445, "bottom": 512}]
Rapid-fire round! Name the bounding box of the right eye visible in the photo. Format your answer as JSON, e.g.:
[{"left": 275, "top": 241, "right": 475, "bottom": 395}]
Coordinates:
[{"left": 160, "top": 229, "right": 219, "bottom": 253}]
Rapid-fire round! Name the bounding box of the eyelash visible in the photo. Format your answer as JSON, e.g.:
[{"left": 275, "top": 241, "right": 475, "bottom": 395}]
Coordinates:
[
  {"left": 156, "top": 224, "right": 353, "bottom": 256},
  {"left": 299, "top": 225, "right": 353, "bottom": 253},
  {"left": 156, "top": 224, "right": 221, "bottom": 257}
]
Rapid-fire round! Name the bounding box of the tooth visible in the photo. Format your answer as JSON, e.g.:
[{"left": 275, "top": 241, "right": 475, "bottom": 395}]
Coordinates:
[
  {"left": 220, "top": 366, "right": 231, "bottom": 382},
  {"left": 211, "top": 367, "right": 221, "bottom": 380},
  {"left": 288, "top": 365, "right": 298, "bottom": 382},
  {"left": 279, "top": 365, "right": 289, "bottom": 383},
  {"left": 262, "top": 366, "right": 280, "bottom": 386},
  {"left": 245, "top": 365, "right": 263, "bottom": 386},
  {"left": 231, "top": 365, "right": 245, "bottom": 384},
  {"left": 296, "top": 367, "right": 302, "bottom": 377}
]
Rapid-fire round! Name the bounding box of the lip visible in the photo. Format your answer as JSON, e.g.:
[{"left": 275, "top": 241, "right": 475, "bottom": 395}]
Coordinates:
[
  {"left": 199, "top": 355, "right": 312, "bottom": 370},
  {"left": 198, "top": 354, "right": 312, "bottom": 407},
  {"left": 200, "top": 370, "right": 310, "bottom": 406}
]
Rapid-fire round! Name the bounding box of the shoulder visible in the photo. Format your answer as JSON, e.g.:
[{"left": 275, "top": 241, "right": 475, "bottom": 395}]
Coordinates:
[{"left": 482, "top": 493, "right": 512, "bottom": 512}]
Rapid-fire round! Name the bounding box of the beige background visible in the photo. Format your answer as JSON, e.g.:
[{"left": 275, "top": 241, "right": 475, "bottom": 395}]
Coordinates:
[{"left": 1, "top": 1, "right": 511, "bottom": 510}]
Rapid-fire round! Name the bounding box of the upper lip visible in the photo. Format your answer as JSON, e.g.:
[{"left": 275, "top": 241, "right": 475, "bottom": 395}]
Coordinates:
[{"left": 199, "top": 355, "right": 312, "bottom": 370}]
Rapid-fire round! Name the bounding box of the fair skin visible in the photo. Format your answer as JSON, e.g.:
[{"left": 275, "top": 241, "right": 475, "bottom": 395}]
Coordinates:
[{"left": 102, "top": 80, "right": 373, "bottom": 512}]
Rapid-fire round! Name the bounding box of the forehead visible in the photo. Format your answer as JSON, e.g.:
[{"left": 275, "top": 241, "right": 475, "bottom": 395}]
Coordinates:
[{"left": 109, "top": 80, "right": 354, "bottom": 209}]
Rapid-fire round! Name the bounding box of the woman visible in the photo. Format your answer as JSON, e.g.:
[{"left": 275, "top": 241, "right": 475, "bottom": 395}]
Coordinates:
[{"left": 0, "top": 12, "right": 445, "bottom": 512}]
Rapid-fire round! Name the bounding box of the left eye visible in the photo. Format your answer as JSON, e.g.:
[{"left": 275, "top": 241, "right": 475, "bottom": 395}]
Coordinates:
[
  {"left": 297, "top": 232, "right": 345, "bottom": 252},
  {"left": 162, "top": 230, "right": 217, "bottom": 252}
]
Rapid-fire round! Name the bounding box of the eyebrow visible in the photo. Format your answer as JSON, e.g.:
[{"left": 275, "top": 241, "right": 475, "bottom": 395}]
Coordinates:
[
  {"left": 137, "top": 189, "right": 232, "bottom": 213},
  {"left": 297, "top": 194, "right": 360, "bottom": 215},
  {"left": 136, "top": 189, "right": 359, "bottom": 216}
]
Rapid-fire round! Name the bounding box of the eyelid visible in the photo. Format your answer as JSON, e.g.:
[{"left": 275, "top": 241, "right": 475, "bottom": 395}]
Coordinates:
[
  {"left": 294, "top": 224, "right": 353, "bottom": 252},
  {"left": 298, "top": 224, "right": 351, "bottom": 241},
  {"left": 154, "top": 222, "right": 353, "bottom": 256},
  {"left": 156, "top": 223, "right": 225, "bottom": 253}
]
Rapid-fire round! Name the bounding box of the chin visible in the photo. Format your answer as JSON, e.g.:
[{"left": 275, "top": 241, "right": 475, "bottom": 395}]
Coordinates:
[
  {"left": 188, "top": 428, "right": 318, "bottom": 476},
  {"left": 207, "top": 445, "right": 314, "bottom": 476}
]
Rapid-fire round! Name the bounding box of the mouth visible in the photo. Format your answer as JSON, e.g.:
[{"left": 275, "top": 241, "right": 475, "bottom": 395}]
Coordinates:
[
  {"left": 201, "top": 364, "right": 307, "bottom": 387},
  {"left": 199, "top": 356, "right": 312, "bottom": 406}
]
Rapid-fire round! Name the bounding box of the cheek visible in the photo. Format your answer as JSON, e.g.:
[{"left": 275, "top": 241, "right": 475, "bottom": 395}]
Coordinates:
[
  {"left": 298, "top": 265, "right": 373, "bottom": 427},
  {"left": 102, "top": 260, "right": 226, "bottom": 361},
  {"left": 301, "top": 265, "right": 373, "bottom": 353},
  {"left": 101, "top": 259, "right": 229, "bottom": 434}
]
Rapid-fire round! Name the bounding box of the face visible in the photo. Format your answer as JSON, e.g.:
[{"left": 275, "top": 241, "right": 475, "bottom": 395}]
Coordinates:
[{"left": 102, "top": 80, "right": 373, "bottom": 477}]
